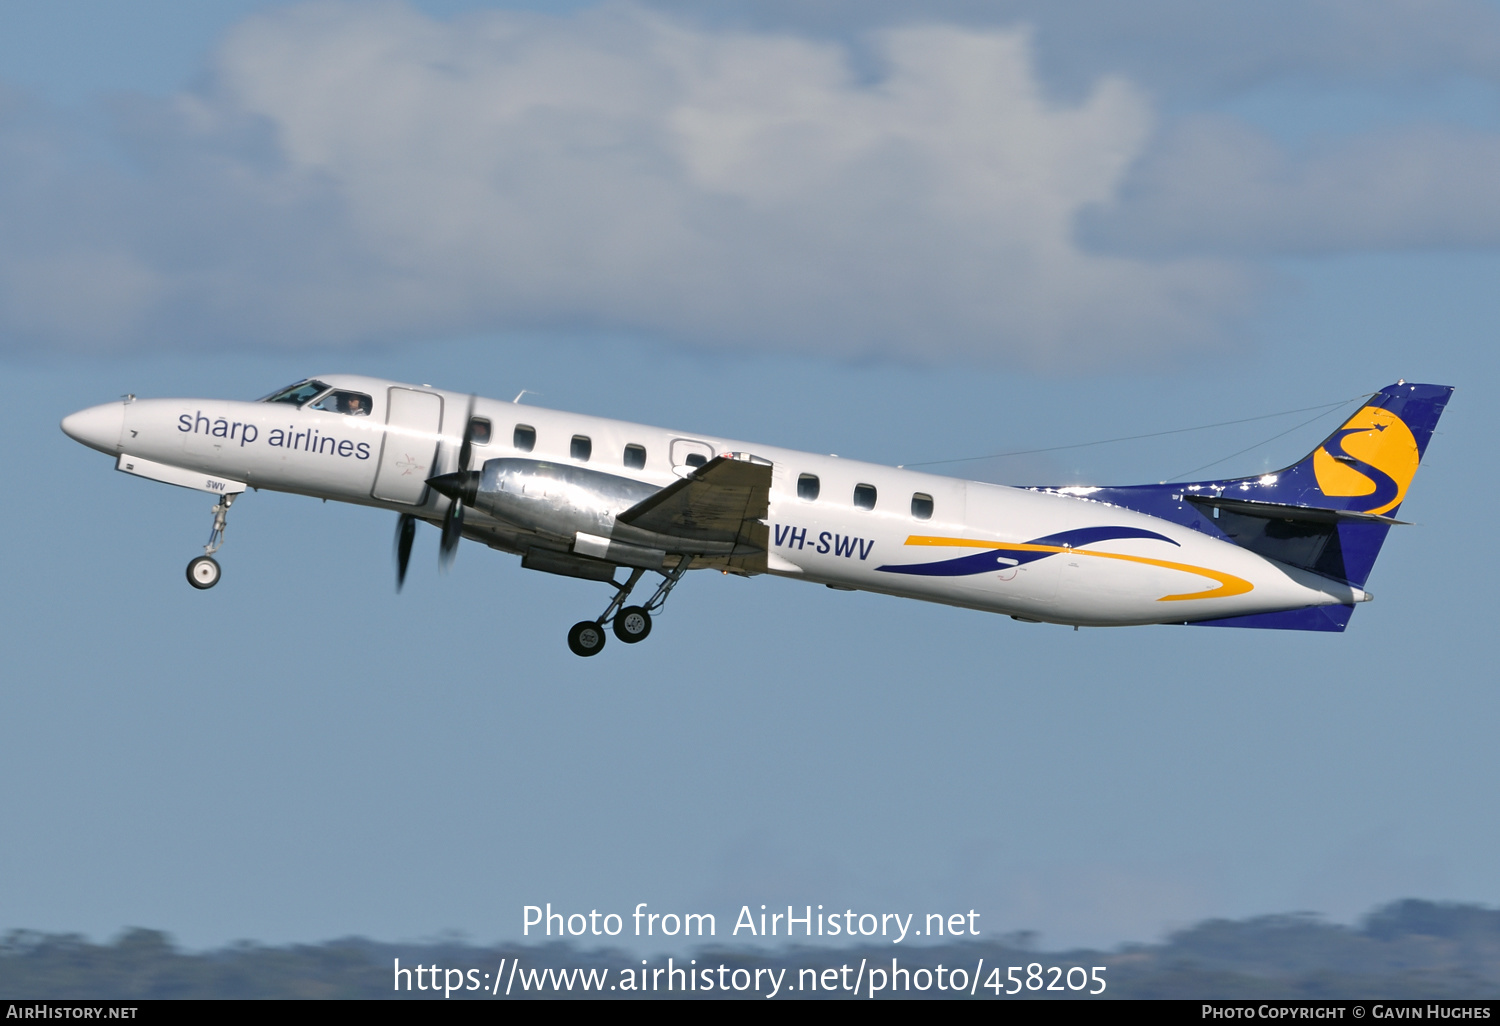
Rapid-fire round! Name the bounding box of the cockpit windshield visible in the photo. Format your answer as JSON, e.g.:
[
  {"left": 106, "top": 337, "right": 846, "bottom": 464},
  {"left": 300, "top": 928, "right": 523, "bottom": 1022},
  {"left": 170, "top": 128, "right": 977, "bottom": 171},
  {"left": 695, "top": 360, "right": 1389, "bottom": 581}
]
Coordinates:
[{"left": 259, "top": 380, "right": 330, "bottom": 406}]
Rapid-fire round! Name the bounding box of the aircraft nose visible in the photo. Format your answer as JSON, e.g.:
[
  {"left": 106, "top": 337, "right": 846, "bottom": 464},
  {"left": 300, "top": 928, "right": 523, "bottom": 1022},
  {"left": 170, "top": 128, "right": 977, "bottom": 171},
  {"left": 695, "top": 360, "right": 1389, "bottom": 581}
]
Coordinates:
[{"left": 60, "top": 402, "right": 125, "bottom": 455}]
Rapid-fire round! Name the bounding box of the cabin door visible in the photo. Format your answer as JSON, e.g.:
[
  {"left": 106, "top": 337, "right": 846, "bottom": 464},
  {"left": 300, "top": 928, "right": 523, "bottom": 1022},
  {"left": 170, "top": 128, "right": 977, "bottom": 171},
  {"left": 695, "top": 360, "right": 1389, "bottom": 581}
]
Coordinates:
[{"left": 371, "top": 388, "right": 444, "bottom": 504}]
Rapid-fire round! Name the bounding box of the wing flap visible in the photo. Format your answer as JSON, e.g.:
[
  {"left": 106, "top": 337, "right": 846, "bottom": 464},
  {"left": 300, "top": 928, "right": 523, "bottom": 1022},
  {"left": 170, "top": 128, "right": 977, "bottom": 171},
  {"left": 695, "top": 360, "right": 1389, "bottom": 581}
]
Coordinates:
[{"left": 618, "top": 453, "right": 771, "bottom": 552}]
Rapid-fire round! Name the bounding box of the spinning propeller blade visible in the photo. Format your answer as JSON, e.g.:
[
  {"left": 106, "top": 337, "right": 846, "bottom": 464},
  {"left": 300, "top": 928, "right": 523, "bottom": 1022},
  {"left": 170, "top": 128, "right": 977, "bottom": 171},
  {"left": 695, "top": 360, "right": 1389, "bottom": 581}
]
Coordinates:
[
  {"left": 439, "top": 500, "right": 464, "bottom": 569},
  {"left": 395, "top": 512, "right": 416, "bottom": 591},
  {"left": 434, "top": 395, "right": 478, "bottom": 571}
]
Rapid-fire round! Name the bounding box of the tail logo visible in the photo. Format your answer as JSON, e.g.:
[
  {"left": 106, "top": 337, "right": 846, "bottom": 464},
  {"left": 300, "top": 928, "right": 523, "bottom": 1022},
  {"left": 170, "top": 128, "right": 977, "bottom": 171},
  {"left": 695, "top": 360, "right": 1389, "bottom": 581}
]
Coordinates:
[{"left": 1311, "top": 406, "right": 1419, "bottom": 517}]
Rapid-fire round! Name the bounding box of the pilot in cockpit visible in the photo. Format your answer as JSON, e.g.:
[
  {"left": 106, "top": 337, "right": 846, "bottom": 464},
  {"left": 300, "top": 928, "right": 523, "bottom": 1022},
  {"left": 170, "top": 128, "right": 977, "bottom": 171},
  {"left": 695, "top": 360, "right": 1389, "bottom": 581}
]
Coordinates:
[{"left": 311, "top": 390, "right": 370, "bottom": 416}]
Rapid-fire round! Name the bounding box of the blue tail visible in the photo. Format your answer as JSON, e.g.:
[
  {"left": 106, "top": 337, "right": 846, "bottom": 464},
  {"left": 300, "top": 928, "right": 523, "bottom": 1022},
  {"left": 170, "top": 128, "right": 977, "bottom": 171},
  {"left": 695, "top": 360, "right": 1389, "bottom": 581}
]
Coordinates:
[{"left": 1032, "top": 382, "right": 1454, "bottom": 631}]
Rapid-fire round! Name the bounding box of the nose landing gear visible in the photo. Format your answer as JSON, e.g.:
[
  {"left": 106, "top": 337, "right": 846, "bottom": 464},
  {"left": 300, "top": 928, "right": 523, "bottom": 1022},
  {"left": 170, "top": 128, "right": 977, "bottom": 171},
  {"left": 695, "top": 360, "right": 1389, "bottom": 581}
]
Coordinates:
[
  {"left": 185, "top": 493, "right": 235, "bottom": 590},
  {"left": 187, "top": 555, "right": 221, "bottom": 589},
  {"left": 567, "top": 559, "right": 689, "bottom": 656}
]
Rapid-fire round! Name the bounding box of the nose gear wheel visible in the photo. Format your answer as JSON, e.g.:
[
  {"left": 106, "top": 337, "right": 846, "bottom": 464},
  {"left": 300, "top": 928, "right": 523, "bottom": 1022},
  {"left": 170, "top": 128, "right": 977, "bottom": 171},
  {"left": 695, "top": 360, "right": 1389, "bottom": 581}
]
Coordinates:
[{"left": 186, "top": 555, "right": 221, "bottom": 589}]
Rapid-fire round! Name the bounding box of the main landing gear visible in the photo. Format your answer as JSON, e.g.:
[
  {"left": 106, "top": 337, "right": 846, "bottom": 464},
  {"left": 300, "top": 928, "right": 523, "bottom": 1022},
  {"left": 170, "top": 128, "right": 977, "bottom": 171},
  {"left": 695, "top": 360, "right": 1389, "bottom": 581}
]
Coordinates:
[
  {"left": 185, "top": 493, "right": 235, "bottom": 590},
  {"left": 566, "top": 561, "right": 689, "bottom": 657}
]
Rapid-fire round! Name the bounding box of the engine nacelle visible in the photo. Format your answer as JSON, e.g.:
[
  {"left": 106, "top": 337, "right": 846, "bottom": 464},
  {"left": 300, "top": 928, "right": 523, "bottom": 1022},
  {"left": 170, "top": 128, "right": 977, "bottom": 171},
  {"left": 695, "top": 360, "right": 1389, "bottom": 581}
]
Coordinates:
[{"left": 459, "top": 458, "right": 660, "bottom": 541}]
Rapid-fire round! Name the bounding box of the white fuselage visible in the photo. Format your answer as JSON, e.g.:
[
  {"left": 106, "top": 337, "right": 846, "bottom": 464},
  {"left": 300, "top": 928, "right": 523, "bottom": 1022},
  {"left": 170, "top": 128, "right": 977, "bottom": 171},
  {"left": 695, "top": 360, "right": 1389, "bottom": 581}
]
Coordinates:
[{"left": 64, "top": 374, "right": 1364, "bottom": 627}]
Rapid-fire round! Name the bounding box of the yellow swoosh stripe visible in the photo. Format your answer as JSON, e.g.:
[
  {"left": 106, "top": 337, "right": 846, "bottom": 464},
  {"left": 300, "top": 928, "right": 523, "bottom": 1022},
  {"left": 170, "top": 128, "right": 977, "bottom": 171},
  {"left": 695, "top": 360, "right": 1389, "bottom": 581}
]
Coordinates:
[{"left": 904, "top": 535, "right": 1255, "bottom": 602}]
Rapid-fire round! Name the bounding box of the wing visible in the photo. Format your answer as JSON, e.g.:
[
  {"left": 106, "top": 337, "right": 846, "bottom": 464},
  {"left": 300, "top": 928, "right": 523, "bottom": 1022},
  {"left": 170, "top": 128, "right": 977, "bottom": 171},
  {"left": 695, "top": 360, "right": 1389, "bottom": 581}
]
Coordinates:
[{"left": 617, "top": 453, "right": 771, "bottom": 572}]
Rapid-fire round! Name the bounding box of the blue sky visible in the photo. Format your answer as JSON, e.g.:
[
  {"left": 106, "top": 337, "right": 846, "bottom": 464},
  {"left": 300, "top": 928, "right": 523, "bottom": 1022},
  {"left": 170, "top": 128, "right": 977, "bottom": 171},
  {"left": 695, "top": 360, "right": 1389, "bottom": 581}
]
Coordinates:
[{"left": 1, "top": 1, "right": 1497, "bottom": 954}]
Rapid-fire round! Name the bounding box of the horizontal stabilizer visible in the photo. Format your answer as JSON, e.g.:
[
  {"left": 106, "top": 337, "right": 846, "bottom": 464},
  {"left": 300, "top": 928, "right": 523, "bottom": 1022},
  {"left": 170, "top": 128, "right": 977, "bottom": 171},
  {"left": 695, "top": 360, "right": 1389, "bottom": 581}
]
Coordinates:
[{"left": 1182, "top": 495, "right": 1411, "bottom": 526}]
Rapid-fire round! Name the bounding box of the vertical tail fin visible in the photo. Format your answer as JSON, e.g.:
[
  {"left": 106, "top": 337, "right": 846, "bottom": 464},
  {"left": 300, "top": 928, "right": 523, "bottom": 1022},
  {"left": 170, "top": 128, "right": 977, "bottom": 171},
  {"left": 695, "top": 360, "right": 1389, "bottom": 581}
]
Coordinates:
[
  {"left": 1217, "top": 381, "right": 1451, "bottom": 522},
  {"left": 1188, "top": 381, "right": 1446, "bottom": 594},
  {"left": 1045, "top": 382, "right": 1454, "bottom": 599},
  {"left": 1177, "top": 381, "right": 1453, "bottom": 588}
]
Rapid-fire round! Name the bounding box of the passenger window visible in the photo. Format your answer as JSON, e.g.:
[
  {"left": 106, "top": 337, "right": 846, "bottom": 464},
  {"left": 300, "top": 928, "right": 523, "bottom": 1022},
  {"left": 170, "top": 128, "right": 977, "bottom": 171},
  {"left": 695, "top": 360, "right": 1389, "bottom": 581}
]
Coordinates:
[
  {"left": 513, "top": 424, "right": 536, "bottom": 452},
  {"left": 854, "top": 483, "right": 877, "bottom": 510},
  {"left": 571, "top": 435, "right": 592, "bottom": 461},
  {"left": 670, "top": 438, "right": 715, "bottom": 469},
  {"left": 798, "top": 474, "right": 820, "bottom": 501},
  {"left": 309, "top": 390, "right": 372, "bottom": 416},
  {"left": 623, "top": 444, "right": 647, "bottom": 470},
  {"left": 468, "top": 418, "right": 491, "bottom": 445},
  {"left": 911, "top": 492, "right": 934, "bottom": 520}
]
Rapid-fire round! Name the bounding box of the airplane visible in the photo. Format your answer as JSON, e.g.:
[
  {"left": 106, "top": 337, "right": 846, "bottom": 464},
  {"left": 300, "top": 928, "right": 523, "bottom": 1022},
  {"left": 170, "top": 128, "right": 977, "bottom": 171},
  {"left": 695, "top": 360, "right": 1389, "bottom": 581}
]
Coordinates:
[{"left": 60, "top": 375, "right": 1452, "bottom": 656}]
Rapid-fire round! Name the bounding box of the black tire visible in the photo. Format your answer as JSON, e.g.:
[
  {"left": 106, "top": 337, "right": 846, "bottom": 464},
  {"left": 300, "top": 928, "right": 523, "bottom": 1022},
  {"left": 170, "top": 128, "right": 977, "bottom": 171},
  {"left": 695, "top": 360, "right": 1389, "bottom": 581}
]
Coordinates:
[
  {"left": 187, "top": 555, "right": 221, "bottom": 590},
  {"left": 567, "top": 620, "right": 607, "bottom": 657},
  {"left": 613, "top": 606, "right": 652, "bottom": 643}
]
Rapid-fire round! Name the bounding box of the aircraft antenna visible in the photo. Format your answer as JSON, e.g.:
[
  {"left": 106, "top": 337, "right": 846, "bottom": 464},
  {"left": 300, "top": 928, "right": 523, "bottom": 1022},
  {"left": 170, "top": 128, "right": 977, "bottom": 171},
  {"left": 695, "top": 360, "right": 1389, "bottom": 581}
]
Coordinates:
[
  {"left": 902, "top": 395, "right": 1373, "bottom": 469},
  {"left": 1166, "top": 397, "right": 1369, "bottom": 481}
]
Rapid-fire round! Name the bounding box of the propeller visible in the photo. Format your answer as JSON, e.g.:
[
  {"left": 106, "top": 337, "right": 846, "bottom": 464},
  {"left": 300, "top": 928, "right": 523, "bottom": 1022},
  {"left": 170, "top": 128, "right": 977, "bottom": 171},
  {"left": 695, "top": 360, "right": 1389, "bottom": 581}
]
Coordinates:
[
  {"left": 429, "top": 395, "right": 480, "bottom": 571},
  {"left": 394, "top": 513, "right": 416, "bottom": 591}
]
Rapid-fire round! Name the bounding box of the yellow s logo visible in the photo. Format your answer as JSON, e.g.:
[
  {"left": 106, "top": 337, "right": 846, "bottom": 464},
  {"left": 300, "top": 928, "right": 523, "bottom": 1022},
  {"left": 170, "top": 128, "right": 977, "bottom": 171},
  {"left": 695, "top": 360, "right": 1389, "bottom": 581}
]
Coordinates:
[{"left": 1312, "top": 407, "right": 1419, "bottom": 516}]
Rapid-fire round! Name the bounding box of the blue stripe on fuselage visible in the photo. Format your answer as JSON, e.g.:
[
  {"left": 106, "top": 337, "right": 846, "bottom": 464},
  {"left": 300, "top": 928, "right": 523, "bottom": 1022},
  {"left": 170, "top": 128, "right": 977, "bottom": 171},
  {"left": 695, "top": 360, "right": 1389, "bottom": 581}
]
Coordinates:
[{"left": 875, "top": 526, "right": 1177, "bottom": 577}]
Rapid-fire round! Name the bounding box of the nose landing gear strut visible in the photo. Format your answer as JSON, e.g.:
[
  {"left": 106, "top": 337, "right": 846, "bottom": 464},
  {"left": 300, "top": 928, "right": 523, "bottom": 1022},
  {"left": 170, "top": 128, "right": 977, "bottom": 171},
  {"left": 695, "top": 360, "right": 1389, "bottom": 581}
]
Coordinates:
[{"left": 186, "top": 493, "right": 236, "bottom": 590}]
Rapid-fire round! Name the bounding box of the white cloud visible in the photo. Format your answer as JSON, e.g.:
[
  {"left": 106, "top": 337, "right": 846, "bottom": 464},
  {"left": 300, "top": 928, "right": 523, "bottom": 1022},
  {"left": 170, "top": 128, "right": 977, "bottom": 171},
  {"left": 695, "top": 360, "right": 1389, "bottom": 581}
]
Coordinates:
[
  {"left": 0, "top": 1, "right": 1249, "bottom": 365},
  {"left": 1081, "top": 116, "right": 1500, "bottom": 257},
  {"left": 0, "top": 249, "right": 166, "bottom": 345},
  {"left": 651, "top": 0, "right": 1500, "bottom": 98}
]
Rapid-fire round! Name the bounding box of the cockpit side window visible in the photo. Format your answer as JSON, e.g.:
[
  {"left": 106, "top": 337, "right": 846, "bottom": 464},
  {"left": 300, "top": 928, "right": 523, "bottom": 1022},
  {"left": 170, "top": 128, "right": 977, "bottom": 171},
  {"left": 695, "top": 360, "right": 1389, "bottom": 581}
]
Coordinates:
[
  {"left": 260, "top": 380, "right": 330, "bottom": 406},
  {"left": 309, "top": 390, "right": 373, "bottom": 416}
]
